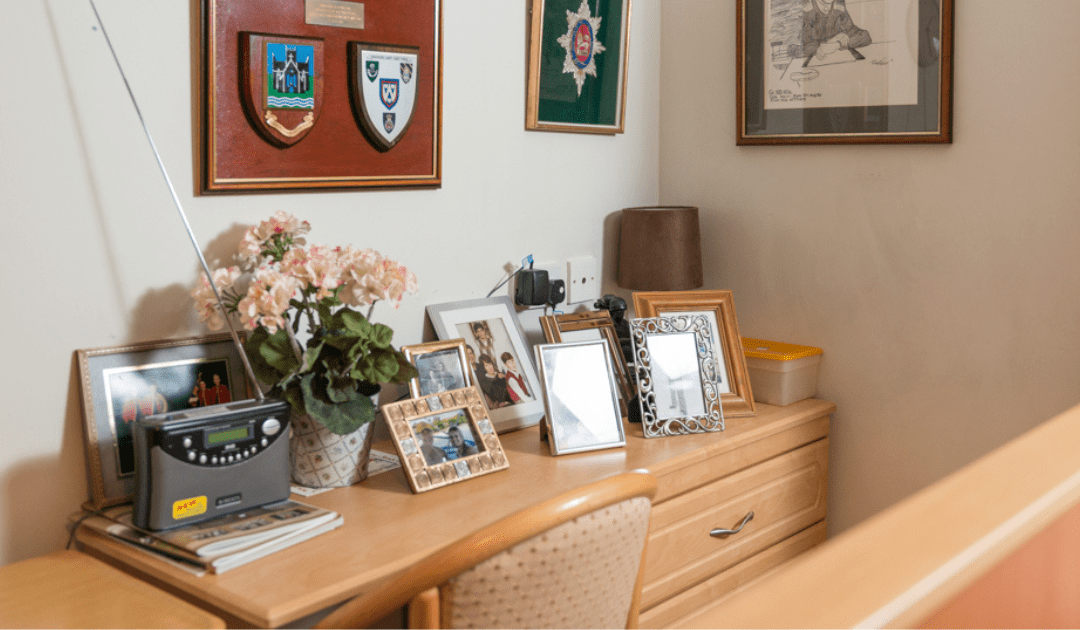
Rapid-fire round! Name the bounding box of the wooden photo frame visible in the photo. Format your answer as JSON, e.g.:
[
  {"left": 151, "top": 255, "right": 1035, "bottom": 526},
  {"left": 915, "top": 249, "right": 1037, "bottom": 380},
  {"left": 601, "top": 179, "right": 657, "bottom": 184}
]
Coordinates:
[
  {"left": 633, "top": 290, "right": 756, "bottom": 418},
  {"left": 402, "top": 339, "right": 473, "bottom": 399},
  {"left": 526, "top": 0, "right": 632, "bottom": 134},
  {"left": 540, "top": 311, "right": 633, "bottom": 418},
  {"left": 426, "top": 296, "right": 545, "bottom": 433},
  {"left": 737, "top": 0, "right": 953, "bottom": 144},
  {"left": 200, "top": 0, "right": 443, "bottom": 192},
  {"left": 536, "top": 340, "right": 626, "bottom": 456},
  {"left": 76, "top": 334, "right": 251, "bottom": 508},
  {"left": 630, "top": 316, "right": 724, "bottom": 438},
  {"left": 382, "top": 387, "right": 509, "bottom": 494}
]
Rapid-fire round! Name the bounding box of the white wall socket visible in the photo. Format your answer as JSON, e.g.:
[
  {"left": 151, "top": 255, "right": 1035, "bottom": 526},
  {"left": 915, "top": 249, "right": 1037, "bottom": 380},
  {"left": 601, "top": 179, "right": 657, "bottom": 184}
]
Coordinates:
[{"left": 567, "top": 257, "right": 599, "bottom": 304}]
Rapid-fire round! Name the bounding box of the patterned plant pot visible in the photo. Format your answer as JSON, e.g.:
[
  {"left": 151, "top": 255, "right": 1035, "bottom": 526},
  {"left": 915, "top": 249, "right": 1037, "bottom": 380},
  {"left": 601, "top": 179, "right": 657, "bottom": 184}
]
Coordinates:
[{"left": 289, "top": 392, "right": 378, "bottom": 488}]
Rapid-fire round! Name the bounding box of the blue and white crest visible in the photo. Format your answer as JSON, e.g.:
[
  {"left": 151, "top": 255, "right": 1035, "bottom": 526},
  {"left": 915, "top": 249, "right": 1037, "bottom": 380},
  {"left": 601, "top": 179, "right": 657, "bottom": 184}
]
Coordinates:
[
  {"left": 380, "top": 79, "right": 399, "bottom": 109},
  {"left": 350, "top": 44, "right": 419, "bottom": 152}
]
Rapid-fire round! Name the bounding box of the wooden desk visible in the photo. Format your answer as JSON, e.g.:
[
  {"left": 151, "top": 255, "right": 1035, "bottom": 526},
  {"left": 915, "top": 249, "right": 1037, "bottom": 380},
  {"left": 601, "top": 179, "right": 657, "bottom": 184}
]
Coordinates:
[
  {"left": 77, "top": 399, "right": 833, "bottom": 628},
  {"left": 0, "top": 549, "right": 225, "bottom": 628}
]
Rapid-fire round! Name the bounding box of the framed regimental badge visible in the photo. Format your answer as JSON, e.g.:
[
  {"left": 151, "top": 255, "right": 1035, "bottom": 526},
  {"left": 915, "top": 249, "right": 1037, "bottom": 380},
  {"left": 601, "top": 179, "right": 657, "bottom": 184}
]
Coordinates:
[
  {"left": 201, "top": 0, "right": 442, "bottom": 192},
  {"left": 526, "top": 0, "right": 632, "bottom": 134},
  {"left": 383, "top": 387, "right": 509, "bottom": 494},
  {"left": 349, "top": 43, "right": 420, "bottom": 152}
]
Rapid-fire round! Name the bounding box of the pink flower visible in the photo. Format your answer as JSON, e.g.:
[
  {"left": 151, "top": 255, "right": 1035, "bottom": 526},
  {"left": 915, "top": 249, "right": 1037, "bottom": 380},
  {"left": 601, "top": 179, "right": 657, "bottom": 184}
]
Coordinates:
[
  {"left": 191, "top": 267, "right": 240, "bottom": 330},
  {"left": 237, "top": 267, "right": 301, "bottom": 333}
]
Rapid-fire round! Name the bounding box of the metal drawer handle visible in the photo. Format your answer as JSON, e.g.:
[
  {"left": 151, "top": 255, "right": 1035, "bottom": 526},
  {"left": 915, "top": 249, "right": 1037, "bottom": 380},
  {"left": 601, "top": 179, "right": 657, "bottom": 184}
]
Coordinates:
[{"left": 710, "top": 511, "right": 754, "bottom": 538}]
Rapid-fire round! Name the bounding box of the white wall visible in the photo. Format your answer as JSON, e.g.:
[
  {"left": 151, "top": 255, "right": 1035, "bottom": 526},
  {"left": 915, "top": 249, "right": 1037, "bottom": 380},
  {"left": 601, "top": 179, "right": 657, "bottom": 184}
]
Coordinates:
[
  {"left": 0, "top": 0, "right": 660, "bottom": 565},
  {"left": 660, "top": 0, "right": 1080, "bottom": 534}
]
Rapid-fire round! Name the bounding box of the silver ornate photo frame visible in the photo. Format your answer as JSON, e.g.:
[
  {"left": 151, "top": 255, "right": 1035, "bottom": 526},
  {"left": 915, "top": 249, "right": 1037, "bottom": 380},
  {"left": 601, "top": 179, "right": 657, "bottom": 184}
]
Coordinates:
[{"left": 630, "top": 315, "right": 724, "bottom": 438}]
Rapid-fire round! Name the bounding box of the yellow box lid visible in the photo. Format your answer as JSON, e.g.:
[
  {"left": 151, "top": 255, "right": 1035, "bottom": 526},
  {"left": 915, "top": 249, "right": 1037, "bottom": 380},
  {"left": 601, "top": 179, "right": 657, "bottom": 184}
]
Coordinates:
[{"left": 742, "top": 337, "right": 823, "bottom": 361}]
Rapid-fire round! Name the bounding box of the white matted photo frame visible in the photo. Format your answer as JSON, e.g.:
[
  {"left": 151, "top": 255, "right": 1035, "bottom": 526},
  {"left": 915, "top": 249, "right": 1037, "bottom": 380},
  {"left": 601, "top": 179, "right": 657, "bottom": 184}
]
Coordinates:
[
  {"left": 536, "top": 340, "right": 626, "bottom": 456},
  {"left": 401, "top": 338, "right": 474, "bottom": 399},
  {"left": 426, "top": 296, "right": 545, "bottom": 433},
  {"left": 633, "top": 290, "right": 756, "bottom": 418},
  {"left": 382, "top": 387, "right": 509, "bottom": 493},
  {"left": 540, "top": 311, "right": 634, "bottom": 419},
  {"left": 630, "top": 315, "right": 725, "bottom": 438},
  {"left": 76, "top": 333, "right": 251, "bottom": 508}
]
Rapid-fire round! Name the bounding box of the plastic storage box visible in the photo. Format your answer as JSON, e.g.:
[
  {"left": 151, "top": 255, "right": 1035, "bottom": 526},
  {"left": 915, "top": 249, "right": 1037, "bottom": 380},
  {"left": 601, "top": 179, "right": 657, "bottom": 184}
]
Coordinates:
[{"left": 742, "top": 338, "right": 823, "bottom": 406}]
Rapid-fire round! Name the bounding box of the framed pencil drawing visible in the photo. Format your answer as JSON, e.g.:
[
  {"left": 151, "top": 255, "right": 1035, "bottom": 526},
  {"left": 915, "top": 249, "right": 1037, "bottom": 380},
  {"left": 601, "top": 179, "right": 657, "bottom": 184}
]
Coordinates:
[
  {"left": 76, "top": 334, "right": 250, "bottom": 508},
  {"left": 426, "top": 297, "right": 545, "bottom": 433},
  {"left": 738, "top": 0, "right": 953, "bottom": 144},
  {"left": 526, "top": 0, "right": 632, "bottom": 134},
  {"left": 200, "top": 0, "right": 443, "bottom": 192},
  {"left": 540, "top": 311, "right": 633, "bottom": 418},
  {"left": 382, "top": 387, "right": 509, "bottom": 494},
  {"left": 633, "top": 290, "right": 756, "bottom": 418}
]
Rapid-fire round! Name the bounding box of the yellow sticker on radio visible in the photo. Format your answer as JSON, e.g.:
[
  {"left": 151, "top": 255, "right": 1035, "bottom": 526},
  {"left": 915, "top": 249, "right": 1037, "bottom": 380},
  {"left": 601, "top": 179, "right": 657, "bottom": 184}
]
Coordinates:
[{"left": 173, "top": 496, "right": 207, "bottom": 520}]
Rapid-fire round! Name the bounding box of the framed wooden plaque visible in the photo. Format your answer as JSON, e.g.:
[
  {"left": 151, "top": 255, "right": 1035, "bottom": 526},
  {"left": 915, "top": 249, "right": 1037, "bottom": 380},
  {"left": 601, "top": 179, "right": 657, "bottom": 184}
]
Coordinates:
[{"left": 200, "top": 0, "right": 442, "bottom": 193}]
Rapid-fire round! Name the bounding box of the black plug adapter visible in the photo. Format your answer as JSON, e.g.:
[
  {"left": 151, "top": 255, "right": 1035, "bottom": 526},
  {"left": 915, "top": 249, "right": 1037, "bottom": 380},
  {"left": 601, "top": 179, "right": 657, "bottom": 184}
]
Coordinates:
[
  {"left": 514, "top": 269, "right": 550, "bottom": 306},
  {"left": 548, "top": 279, "right": 566, "bottom": 306}
]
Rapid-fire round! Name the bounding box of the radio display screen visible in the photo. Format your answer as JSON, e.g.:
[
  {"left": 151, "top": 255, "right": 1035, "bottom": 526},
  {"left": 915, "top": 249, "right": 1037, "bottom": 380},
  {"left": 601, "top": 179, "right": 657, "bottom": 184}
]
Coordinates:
[{"left": 206, "top": 425, "right": 250, "bottom": 446}]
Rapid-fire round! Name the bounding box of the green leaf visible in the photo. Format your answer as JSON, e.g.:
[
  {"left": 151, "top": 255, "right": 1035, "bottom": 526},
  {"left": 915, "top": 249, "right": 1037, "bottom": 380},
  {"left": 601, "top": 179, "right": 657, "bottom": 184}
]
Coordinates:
[
  {"left": 369, "top": 323, "right": 394, "bottom": 348},
  {"left": 339, "top": 309, "right": 372, "bottom": 336},
  {"left": 302, "top": 339, "right": 325, "bottom": 373},
  {"left": 299, "top": 373, "right": 375, "bottom": 435},
  {"left": 244, "top": 328, "right": 299, "bottom": 384}
]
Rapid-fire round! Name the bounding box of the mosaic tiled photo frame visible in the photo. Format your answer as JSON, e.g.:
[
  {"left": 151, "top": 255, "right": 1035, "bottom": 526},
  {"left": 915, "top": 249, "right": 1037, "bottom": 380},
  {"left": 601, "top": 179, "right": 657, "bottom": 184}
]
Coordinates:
[{"left": 382, "top": 386, "right": 509, "bottom": 493}]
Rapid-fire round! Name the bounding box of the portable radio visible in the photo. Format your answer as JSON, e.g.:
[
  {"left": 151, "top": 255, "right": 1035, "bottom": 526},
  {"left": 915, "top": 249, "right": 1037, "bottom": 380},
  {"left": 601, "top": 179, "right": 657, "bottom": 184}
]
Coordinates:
[{"left": 133, "top": 399, "right": 291, "bottom": 531}]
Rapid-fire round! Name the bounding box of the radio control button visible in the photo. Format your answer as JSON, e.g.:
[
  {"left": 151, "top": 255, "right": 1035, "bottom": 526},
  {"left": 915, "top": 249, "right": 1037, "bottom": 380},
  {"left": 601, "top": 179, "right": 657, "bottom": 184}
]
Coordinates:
[
  {"left": 212, "top": 456, "right": 219, "bottom": 464},
  {"left": 183, "top": 437, "right": 193, "bottom": 448},
  {"left": 187, "top": 451, "right": 196, "bottom": 461},
  {"left": 261, "top": 438, "right": 269, "bottom": 447},
  {"left": 199, "top": 454, "right": 207, "bottom": 464},
  {"left": 227, "top": 455, "right": 235, "bottom": 463},
  {"left": 262, "top": 418, "right": 282, "bottom": 436}
]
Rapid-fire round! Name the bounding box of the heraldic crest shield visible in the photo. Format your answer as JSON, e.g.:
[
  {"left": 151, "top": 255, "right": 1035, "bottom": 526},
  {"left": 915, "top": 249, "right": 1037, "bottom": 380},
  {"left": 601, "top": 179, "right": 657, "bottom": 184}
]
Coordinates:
[
  {"left": 349, "top": 42, "right": 420, "bottom": 152},
  {"left": 240, "top": 33, "right": 325, "bottom": 147}
]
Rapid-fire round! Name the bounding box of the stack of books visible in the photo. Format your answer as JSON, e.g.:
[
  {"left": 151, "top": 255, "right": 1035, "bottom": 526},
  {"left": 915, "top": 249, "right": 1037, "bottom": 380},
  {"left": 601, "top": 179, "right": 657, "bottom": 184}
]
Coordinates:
[{"left": 77, "top": 500, "right": 342, "bottom": 575}]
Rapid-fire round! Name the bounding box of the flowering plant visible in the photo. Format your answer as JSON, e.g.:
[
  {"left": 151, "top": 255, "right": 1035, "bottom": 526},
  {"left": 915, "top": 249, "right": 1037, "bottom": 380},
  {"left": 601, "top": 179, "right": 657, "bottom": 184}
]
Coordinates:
[{"left": 191, "top": 212, "right": 418, "bottom": 435}]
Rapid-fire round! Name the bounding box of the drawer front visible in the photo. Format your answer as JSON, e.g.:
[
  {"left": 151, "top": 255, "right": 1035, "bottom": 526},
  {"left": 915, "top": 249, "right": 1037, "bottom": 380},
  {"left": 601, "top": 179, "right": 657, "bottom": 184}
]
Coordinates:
[
  {"left": 652, "top": 412, "right": 829, "bottom": 503},
  {"left": 642, "top": 522, "right": 827, "bottom": 629},
  {"left": 642, "top": 439, "right": 828, "bottom": 609}
]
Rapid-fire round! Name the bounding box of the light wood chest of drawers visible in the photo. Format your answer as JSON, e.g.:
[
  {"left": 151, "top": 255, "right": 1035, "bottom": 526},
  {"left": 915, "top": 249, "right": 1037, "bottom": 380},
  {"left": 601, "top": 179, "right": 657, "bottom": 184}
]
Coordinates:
[{"left": 639, "top": 403, "right": 831, "bottom": 628}]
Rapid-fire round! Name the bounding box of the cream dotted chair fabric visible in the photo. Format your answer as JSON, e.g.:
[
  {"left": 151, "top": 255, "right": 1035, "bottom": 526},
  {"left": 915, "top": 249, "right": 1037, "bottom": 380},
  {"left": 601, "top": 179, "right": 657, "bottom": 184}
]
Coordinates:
[{"left": 316, "top": 471, "right": 657, "bottom": 629}]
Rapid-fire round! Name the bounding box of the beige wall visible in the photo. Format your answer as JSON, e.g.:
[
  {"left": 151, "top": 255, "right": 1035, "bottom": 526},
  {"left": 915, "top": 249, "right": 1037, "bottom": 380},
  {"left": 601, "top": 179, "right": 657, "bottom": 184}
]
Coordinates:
[
  {"left": 659, "top": 0, "right": 1080, "bottom": 534},
  {"left": 0, "top": 1, "right": 660, "bottom": 565}
]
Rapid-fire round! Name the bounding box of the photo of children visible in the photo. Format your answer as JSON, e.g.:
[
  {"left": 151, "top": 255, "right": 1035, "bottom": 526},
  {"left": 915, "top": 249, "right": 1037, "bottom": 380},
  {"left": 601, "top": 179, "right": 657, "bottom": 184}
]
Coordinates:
[
  {"left": 410, "top": 410, "right": 482, "bottom": 465},
  {"left": 414, "top": 349, "right": 468, "bottom": 396},
  {"left": 456, "top": 319, "right": 534, "bottom": 410},
  {"left": 104, "top": 359, "right": 233, "bottom": 476}
]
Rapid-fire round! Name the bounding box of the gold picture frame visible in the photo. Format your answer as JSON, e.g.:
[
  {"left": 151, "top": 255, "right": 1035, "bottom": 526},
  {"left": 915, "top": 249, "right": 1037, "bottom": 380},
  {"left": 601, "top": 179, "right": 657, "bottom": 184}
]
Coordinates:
[
  {"left": 382, "top": 387, "right": 509, "bottom": 494},
  {"left": 540, "top": 311, "right": 633, "bottom": 419},
  {"left": 633, "top": 290, "right": 756, "bottom": 418},
  {"left": 401, "top": 338, "right": 474, "bottom": 399},
  {"left": 75, "top": 333, "right": 251, "bottom": 508}
]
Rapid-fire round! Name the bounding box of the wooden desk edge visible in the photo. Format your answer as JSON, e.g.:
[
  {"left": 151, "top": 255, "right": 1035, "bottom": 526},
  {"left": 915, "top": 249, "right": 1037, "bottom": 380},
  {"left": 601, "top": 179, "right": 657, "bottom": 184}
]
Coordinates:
[{"left": 680, "top": 401, "right": 1080, "bottom": 629}]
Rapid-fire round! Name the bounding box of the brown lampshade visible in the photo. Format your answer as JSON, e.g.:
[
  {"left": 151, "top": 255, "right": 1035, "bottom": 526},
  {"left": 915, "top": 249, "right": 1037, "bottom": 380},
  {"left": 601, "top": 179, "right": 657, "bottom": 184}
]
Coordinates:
[{"left": 617, "top": 206, "right": 703, "bottom": 290}]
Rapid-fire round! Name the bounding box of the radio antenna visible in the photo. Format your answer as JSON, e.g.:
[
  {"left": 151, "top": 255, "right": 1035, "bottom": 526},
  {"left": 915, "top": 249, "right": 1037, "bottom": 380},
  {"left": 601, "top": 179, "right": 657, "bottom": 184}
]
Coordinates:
[{"left": 88, "top": 0, "right": 264, "bottom": 400}]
